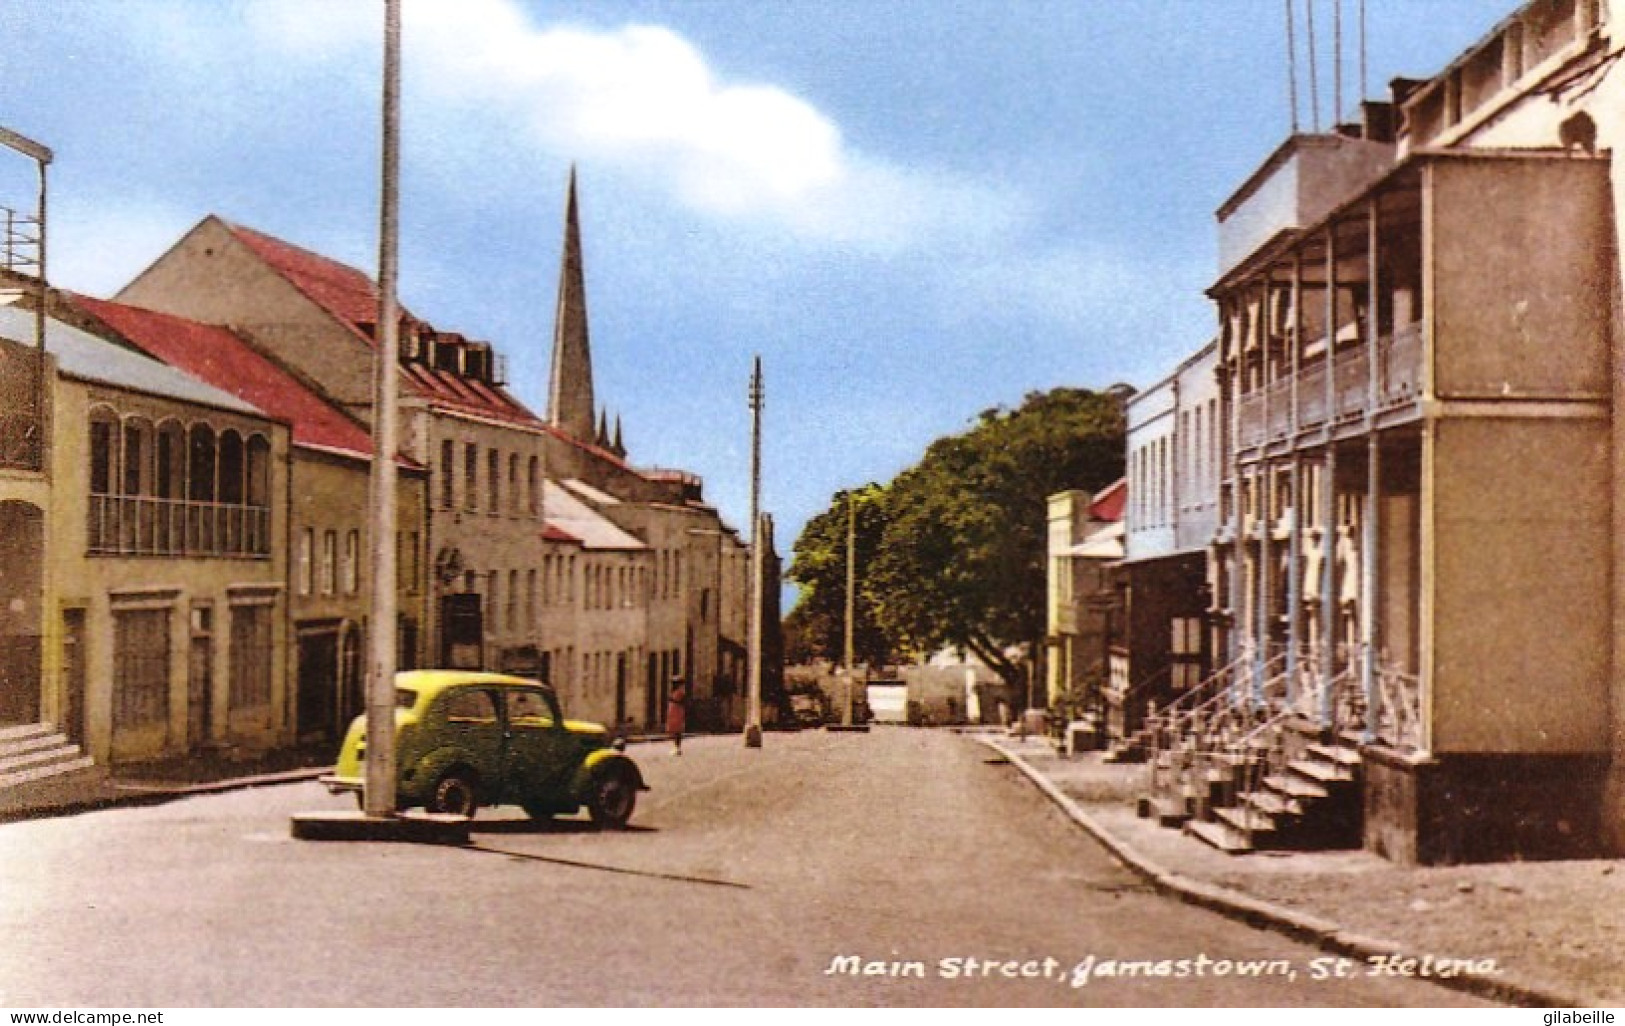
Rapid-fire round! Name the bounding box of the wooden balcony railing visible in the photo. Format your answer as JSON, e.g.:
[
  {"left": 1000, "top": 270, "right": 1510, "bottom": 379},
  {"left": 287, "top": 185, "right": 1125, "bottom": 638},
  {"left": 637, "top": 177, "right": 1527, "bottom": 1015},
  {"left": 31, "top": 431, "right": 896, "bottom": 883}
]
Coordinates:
[
  {"left": 89, "top": 493, "right": 271, "bottom": 558},
  {"left": 1234, "top": 323, "right": 1423, "bottom": 447}
]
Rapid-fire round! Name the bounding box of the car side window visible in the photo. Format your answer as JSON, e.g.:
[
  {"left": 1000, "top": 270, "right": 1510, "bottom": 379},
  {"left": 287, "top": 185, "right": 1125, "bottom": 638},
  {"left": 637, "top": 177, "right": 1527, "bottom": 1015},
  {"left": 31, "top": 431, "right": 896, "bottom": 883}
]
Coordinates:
[
  {"left": 444, "top": 688, "right": 496, "bottom": 724},
  {"left": 506, "top": 689, "right": 555, "bottom": 729}
]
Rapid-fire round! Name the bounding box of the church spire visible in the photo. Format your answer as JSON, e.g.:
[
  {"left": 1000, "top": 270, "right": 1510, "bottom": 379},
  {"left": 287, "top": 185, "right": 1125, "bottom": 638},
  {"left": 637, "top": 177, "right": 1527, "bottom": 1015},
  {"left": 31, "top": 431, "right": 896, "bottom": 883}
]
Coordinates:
[{"left": 547, "top": 166, "right": 596, "bottom": 440}]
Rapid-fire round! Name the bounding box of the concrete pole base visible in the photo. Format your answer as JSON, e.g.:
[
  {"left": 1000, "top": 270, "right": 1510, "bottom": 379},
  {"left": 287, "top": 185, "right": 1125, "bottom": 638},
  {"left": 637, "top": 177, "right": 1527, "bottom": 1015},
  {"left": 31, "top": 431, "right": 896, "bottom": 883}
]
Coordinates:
[
  {"left": 744, "top": 724, "right": 763, "bottom": 748},
  {"left": 289, "top": 810, "right": 471, "bottom": 845}
]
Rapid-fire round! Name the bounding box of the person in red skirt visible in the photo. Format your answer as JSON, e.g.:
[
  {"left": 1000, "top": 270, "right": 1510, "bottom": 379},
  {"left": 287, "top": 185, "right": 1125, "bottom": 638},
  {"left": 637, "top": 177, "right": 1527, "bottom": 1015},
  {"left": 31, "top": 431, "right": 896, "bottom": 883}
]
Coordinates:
[{"left": 666, "top": 677, "right": 688, "bottom": 756}]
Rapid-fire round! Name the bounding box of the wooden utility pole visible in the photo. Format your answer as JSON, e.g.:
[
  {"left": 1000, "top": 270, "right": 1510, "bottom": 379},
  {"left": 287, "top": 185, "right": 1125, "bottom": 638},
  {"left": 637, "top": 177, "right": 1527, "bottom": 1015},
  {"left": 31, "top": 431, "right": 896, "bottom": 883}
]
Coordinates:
[
  {"left": 843, "top": 490, "right": 856, "bottom": 726},
  {"left": 745, "top": 356, "right": 764, "bottom": 748},
  {"left": 363, "top": 0, "right": 402, "bottom": 817}
]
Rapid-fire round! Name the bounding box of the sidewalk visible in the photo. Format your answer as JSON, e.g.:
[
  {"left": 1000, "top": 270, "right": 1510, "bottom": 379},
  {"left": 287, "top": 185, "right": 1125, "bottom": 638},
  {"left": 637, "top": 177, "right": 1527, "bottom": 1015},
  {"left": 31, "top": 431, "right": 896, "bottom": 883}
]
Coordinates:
[
  {"left": 0, "top": 743, "right": 335, "bottom": 821},
  {"left": 986, "top": 734, "right": 1625, "bottom": 1009}
]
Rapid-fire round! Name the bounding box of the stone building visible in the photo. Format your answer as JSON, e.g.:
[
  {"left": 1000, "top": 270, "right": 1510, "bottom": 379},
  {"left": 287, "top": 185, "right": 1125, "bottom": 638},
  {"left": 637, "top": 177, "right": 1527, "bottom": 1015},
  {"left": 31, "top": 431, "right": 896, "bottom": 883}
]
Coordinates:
[{"left": 115, "top": 172, "right": 749, "bottom": 729}]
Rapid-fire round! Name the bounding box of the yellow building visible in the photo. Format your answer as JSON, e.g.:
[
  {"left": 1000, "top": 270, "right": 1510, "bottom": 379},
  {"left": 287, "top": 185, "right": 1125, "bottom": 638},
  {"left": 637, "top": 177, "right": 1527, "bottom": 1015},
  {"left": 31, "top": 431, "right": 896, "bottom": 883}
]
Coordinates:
[{"left": 1, "top": 304, "right": 291, "bottom": 773}]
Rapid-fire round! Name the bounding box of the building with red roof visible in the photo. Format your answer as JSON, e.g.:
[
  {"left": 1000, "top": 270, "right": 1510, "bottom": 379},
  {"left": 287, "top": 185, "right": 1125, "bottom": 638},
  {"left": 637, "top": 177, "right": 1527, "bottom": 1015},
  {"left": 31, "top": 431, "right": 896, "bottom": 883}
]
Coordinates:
[
  {"left": 61, "top": 292, "right": 431, "bottom": 743},
  {"left": 116, "top": 173, "right": 758, "bottom": 731}
]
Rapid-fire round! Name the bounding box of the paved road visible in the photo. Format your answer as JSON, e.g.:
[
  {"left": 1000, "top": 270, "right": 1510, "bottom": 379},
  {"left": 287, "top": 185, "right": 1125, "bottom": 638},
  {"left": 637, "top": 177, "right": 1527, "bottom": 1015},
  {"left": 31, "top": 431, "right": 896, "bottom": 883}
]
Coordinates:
[{"left": 0, "top": 729, "right": 1489, "bottom": 1006}]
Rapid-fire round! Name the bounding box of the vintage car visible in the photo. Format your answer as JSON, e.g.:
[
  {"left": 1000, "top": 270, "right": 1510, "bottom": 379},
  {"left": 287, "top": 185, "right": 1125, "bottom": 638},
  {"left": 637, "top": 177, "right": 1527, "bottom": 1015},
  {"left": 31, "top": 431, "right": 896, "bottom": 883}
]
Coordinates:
[{"left": 321, "top": 670, "right": 647, "bottom": 827}]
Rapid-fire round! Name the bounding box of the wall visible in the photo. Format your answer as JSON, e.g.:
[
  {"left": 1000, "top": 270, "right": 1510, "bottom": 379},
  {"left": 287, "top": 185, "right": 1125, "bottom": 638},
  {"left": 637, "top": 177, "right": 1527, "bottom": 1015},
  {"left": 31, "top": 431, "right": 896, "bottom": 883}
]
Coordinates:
[{"left": 49, "top": 378, "right": 290, "bottom": 764}]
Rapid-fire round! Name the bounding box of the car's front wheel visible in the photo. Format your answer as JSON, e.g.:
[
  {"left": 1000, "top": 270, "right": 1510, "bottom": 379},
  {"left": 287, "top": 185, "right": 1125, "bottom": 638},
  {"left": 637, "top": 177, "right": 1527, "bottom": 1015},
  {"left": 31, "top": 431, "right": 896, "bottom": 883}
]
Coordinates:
[
  {"left": 427, "top": 770, "right": 480, "bottom": 819},
  {"left": 587, "top": 767, "right": 637, "bottom": 829}
]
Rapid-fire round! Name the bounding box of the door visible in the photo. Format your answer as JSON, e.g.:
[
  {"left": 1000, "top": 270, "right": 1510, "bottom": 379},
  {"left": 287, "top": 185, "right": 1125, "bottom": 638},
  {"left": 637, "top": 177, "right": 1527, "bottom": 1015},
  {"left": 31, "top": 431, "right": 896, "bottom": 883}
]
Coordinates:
[
  {"left": 501, "top": 686, "right": 577, "bottom": 807},
  {"left": 440, "top": 593, "right": 483, "bottom": 669},
  {"left": 296, "top": 626, "right": 339, "bottom": 739},
  {"left": 433, "top": 686, "right": 504, "bottom": 794},
  {"left": 187, "top": 604, "right": 213, "bottom": 752},
  {"left": 614, "top": 654, "right": 627, "bottom": 729},
  {"left": 61, "top": 609, "right": 86, "bottom": 744}
]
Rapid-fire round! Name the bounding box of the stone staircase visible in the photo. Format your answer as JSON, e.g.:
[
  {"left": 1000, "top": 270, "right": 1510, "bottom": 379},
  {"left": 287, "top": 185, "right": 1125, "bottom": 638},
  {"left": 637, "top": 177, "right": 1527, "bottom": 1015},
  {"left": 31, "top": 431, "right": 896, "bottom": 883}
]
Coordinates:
[
  {"left": 0, "top": 723, "right": 101, "bottom": 812},
  {"left": 1183, "top": 734, "right": 1363, "bottom": 854}
]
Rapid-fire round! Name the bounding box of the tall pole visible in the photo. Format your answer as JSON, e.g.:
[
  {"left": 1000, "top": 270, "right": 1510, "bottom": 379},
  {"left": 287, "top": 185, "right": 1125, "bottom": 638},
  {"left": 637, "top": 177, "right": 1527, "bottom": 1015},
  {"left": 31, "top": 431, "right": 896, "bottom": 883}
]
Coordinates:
[
  {"left": 363, "top": 0, "right": 402, "bottom": 817},
  {"left": 745, "top": 356, "right": 764, "bottom": 748},
  {"left": 843, "top": 490, "right": 857, "bottom": 726}
]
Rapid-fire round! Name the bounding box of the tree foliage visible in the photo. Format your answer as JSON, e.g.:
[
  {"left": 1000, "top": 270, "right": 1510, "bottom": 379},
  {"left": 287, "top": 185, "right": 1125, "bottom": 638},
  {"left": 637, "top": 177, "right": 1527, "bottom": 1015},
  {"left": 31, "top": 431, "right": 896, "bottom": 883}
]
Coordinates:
[
  {"left": 783, "top": 483, "right": 893, "bottom": 666},
  {"left": 787, "top": 387, "right": 1125, "bottom": 689}
]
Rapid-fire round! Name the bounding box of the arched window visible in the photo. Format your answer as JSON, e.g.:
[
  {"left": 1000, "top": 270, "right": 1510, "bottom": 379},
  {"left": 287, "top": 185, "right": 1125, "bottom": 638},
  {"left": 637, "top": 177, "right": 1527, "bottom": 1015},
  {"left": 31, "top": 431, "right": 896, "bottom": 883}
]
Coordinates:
[
  {"left": 246, "top": 435, "right": 271, "bottom": 507},
  {"left": 218, "top": 430, "right": 244, "bottom": 505},
  {"left": 188, "top": 425, "right": 216, "bottom": 501}
]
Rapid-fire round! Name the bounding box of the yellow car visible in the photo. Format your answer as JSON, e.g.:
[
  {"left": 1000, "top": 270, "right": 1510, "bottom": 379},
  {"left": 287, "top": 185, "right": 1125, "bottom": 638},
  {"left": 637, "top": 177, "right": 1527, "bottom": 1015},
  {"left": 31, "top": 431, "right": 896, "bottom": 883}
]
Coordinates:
[{"left": 321, "top": 670, "right": 647, "bottom": 827}]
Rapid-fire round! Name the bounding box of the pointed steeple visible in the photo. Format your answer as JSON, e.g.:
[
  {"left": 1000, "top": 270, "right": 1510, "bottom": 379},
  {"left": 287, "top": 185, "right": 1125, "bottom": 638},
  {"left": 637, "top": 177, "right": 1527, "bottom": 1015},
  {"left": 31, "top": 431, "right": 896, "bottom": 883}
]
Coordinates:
[
  {"left": 612, "top": 415, "right": 625, "bottom": 458},
  {"left": 596, "top": 409, "right": 610, "bottom": 449},
  {"left": 547, "top": 166, "right": 596, "bottom": 441}
]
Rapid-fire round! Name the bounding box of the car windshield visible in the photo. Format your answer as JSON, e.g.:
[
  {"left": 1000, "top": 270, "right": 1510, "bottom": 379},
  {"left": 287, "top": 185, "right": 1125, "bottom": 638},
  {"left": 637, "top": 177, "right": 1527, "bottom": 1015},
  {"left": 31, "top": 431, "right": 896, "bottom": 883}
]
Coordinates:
[{"left": 395, "top": 687, "right": 418, "bottom": 709}]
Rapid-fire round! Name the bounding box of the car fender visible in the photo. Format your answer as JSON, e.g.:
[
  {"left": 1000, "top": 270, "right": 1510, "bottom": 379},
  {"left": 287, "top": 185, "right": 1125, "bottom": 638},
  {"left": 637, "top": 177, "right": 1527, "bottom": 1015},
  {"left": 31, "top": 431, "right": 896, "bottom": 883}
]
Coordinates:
[
  {"left": 402, "top": 745, "right": 482, "bottom": 804},
  {"left": 570, "top": 749, "right": 646, "bottom": 800}
]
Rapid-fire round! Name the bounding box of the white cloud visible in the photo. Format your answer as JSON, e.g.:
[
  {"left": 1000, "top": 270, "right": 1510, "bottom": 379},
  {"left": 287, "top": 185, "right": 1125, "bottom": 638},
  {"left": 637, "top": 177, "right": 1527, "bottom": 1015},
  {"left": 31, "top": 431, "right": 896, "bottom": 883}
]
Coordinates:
[{"left": 241, "top": 0, "right": 1019, "bottom": 254}]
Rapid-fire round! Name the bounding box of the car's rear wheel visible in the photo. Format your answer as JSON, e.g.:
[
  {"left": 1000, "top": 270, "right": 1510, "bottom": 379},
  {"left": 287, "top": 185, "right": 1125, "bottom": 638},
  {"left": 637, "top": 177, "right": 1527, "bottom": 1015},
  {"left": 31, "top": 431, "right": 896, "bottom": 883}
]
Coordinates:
[
  {"left": 427, "top": 770, "right": 479, "bottom": 819},
  {"left": 587, "top": 767, "right": 637, "bottom": 829}
]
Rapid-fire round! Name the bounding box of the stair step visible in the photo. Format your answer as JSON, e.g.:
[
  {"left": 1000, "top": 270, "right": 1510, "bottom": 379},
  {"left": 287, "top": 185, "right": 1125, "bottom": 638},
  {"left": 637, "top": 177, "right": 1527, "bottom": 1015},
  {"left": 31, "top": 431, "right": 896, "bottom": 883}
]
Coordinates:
[
  {"left": 1214, "top": 804, "right": 1279, "bottom": 836},
  {"left": 1306, "top": 743, "right": 1362, "bottom": 768},
  {"left": 1265, "top": 773, "right": 1328, "bottom": 800},
  {"left": 0, "top": 753, "right": 96, "bottom": 791},
  {"left": 1244, "top": 790, "right": 1301, "bottom": 818},
  {"left": 0, "top": 730, "right": 71, "bottom": 761},
  {"left": 1185, "top": 817, "right": 1254, "bottom": 854},
  {"left": 0, "top": 722, "right": 55, "bottom": 746},
  {"left": 1290, "top": 758, "right": 1355, "bottom": 784},
  {"left": 0, "top": 743, "right": 84, "bottom": 777}
]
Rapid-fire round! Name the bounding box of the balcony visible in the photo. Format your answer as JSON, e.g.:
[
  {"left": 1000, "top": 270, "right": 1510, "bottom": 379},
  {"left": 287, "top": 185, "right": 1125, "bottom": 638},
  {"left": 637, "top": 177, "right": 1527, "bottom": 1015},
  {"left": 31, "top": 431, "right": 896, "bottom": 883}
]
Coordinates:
[
  {"left": 0, "top": 337, "right": 43, "bottom": 472},
  {"left": 89, "top": 493, "right": 271, "bottom": 558},
  {"left": 1236, "top": 322, "right": 1422, "bottom": 450}
]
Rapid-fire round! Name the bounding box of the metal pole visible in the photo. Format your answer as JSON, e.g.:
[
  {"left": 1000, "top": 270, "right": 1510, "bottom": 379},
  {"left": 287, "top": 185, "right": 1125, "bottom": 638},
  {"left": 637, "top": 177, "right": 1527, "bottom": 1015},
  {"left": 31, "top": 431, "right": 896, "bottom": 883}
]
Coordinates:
[
  {"left": 363, "top": 0, "right": 402, "bottom": 817},
  {"left": 745, "top": 356, "right": 763, "bottom": 748}
]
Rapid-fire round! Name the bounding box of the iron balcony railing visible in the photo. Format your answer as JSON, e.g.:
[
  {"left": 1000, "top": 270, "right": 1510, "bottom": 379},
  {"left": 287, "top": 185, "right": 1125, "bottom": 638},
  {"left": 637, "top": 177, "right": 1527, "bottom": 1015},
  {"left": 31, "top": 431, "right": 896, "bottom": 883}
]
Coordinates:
[{"left": 89, "top": 493, "right": 271, "bottom": 558}]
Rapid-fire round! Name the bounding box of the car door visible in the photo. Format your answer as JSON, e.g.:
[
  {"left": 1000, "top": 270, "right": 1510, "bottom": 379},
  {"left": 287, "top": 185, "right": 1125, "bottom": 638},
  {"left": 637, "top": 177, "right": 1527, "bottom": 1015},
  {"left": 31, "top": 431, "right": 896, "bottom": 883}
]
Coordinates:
[
  {"left": 436, "top": 685, "right": 504, "bottom": 796},
  {"left": 501, "top": 686, "right": 578, "bottom": 806}
]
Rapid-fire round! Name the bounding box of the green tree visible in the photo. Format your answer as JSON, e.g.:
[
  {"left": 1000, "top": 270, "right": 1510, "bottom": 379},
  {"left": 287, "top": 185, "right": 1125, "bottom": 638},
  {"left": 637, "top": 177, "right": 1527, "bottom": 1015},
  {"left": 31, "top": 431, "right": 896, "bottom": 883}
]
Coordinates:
[
  {"left": 784, "top": 483, "right": 893, "bottom": 667},
  {"left": 867, "top": 387, "right": 1124, "bottom": 691}
]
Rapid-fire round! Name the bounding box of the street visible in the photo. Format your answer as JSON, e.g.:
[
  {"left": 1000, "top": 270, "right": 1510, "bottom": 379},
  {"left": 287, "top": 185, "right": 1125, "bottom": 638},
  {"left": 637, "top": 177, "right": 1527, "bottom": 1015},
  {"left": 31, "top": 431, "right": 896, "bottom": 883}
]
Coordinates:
[{"left": 0, "top": 729, "right": 1489, "bottom": 1007}]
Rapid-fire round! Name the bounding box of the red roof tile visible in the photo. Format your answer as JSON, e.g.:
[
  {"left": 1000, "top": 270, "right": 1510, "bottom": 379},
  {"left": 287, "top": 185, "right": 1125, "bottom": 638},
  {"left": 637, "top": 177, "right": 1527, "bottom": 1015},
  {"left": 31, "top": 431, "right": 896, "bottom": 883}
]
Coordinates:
[
  {"left": 1091, "top": 477, "right": 1127, "bottom": 522},
  {"left": 222, "top": 220, "right": 546, "bottom": 428},
  {"left": 71, "top": 294, "right": 384, "bottom": 462},
  {"left": 226, "top": 222, "right": 393, "bottom": 333}
]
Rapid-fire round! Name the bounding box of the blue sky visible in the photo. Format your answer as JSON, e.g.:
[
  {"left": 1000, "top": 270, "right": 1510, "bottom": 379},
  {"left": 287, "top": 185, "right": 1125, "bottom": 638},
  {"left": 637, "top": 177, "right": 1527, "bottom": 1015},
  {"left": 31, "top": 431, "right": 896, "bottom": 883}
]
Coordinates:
[{"left": 3, "top": 0, "right": 1513, "bottom": 604}]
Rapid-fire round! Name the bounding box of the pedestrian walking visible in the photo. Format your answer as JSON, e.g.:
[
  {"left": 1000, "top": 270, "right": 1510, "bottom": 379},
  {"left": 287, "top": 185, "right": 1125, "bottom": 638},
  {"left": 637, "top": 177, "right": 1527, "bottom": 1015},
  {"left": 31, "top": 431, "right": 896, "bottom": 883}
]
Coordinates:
[{"left": 666, "top": 677, "right": 688, "bottom": 756}]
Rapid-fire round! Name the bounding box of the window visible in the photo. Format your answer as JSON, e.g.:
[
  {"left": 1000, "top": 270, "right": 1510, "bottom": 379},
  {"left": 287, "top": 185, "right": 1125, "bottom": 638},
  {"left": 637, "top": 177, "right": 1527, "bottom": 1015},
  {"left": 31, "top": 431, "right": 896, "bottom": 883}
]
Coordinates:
[
  {"left": 526, "top": 569, "right": 537, "bottom": 628},
  {"left": 321, "top": 530, "right": 338, "bottom": 595},
  {"left": 506, "top": 688, "right": 553, "bottom": 727},
  {"left": 464, "top": 442, "right": 478, "bottom": 510},
  {"left": 113, "top": 607, "right": 170, "bottom": 729},
  {"left": 229, "top": 601, "right": 274, "bottom": 710},
  {"left": 298, "top": 529, "right": 315, "bottom": 596},
  {"left": 445, "top": 688, "right": 496, "bottom": 724},
  {"left": 508, "top": 453, "right": 520, "bottom": 514},
  {"left": 527, "top": 456, "right": 539, "bottom": 515},
  {"left": 507, "top": 569, "right": 519, "bottom": 631},
  {"left": 487, "top": 448, "right": 500, "bottom": 512},
  {"left": 344, "top": 530, "right": 361, "bottom": 594},
  {"left": 440, "top": 439, "right": 455, "bottom": 508}
]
